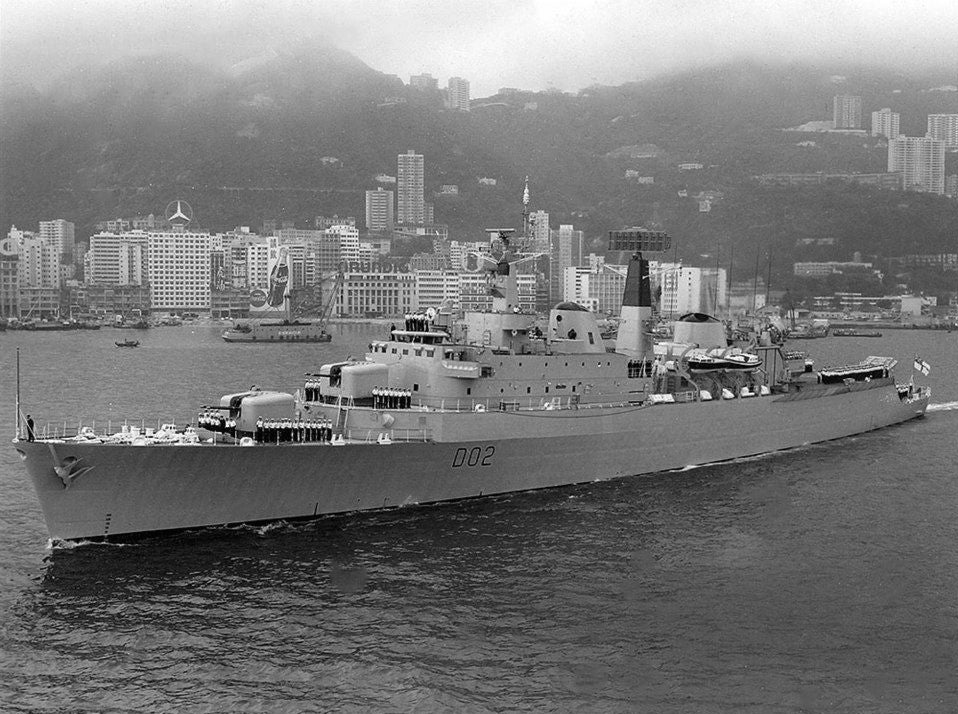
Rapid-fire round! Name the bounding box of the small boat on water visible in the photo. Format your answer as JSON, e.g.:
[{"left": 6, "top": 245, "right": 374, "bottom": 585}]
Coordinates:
[
  {"left": 222, "top": 320, "right": 332, "bottom": 343},
  {"left": 832, "top": 328, "right": 882, "bottom": 338},
  {"left": 224, "top": 270, "right": 338, "bottom": 344},
  {"left": 788, "top": 321, "right": 829, "bottom": 339},
  {"left": 115, "top": 340, "right": 140, "bottom": 348},
  {"left": 817, "top": 357, "right": 894, "bottom": 384}
]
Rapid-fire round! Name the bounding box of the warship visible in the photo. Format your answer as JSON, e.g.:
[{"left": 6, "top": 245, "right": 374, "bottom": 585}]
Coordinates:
[{"left": 13, "top": 216, "right": 930, "bottom": 542}]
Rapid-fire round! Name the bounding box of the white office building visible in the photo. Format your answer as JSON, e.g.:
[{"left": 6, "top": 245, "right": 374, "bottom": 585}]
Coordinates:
[
  {"left": 327, "top": 224, "right": 360, "bottom": 265},
  {"left": 247, "top": 242, "right": 271, "bottom": 290},
  {"left": 563, "top": 263, "right": 628, "bottom": 315},
  {"left": 147, "top": 229, "right": 212, "bottom": 311},
  {"left": 414, "top": 270, "right": 460, "bottom": 310},
  {"left": 39, "top": 219, "right": 76, "bottom": 281},
  {"left": 337, "top": 271, "right": 416, "bottom": 317},
  {"left": 365, "top": 188, "right": 395, "bottom": 232},
  {"left": 9, "top": 226, "right": 58, "bottom": 289},
  {"left": 657, "top": 265, "right": 727, "bottom": 317},
  {"left": 88, "top": 231, "right": 149, "bottom": 285}
]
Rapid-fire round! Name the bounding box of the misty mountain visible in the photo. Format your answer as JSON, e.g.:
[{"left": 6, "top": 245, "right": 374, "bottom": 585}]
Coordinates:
[{"left": 2, "top": 45, "right": 957, "bottom": 286}]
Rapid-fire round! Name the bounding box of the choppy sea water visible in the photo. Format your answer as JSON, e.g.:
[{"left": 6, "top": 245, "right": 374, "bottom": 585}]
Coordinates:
[{"left": 1, "top": 323, "right": 956, "bottom": 713}]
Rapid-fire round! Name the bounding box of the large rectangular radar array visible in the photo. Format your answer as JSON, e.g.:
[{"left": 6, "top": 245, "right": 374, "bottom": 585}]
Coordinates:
[{"left": 608, "top": 228, "right": 671, "bottom": 253}]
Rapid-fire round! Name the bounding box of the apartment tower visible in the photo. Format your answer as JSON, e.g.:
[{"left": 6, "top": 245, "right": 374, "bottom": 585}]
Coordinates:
[
  {"left": 927, "top": 114, "right": 958, "bottom": 149},
  {"left": 888, "top": 135, "right": 945, "bottom": 194},
  {"left": 446, "top": 77, "right": 470, "bottom": 111},
  {"left": 397, "top": 150, "right": 425, "bottom": 225},
  {"left": 833, "top": 95, "right": 862, "bottom": 129},
  {"left": 870, "top": 108, "right": 900, "bottom": 139}
]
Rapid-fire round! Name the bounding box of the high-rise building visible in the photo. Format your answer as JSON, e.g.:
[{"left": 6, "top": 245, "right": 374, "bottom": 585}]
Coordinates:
[
  {"left": 529, "top": 210, "right": 550, "bottom": 253},
  {"left": 397, "top": 150, "right": 425, "bottom": 225},
  {"left": 39, "top": 219, "right": 75, "bottom": 262},
  {"left": 927, "top": 114, "right": 958, "bottom": 149},
  {"left": 658, "top": 265, "right": 727, "bottom": 317},
  {"left": 870, "top": 108, "right": 900, "bottom": 139},
  {"left": 10, "top": 224, "right": 63, "bottom": 318},
  {"left": 445, "top": 77, "right": 470, "bottom": 111},
  {"left": 833, "top": 95, "right": 862, "bottom": 129},
  {"left": 365, "top": 188, "right": 395, "bottom": 232},
  {"left": 247, "top": 242, "right": 271, "bottom": 290},
  {"left": 327, "top": 224, "right": 361, "bottom": 265},
  {"left": 554, "top": 225, "right": 584, "bottom": 269},
  {"left": 88, "top": 231, "right": 149, "bottom": 285},
  {"left": 888, "top": 135, "right": 945, "bottom": 194},
  {"left": 448, "top": 240, "right": 488, "bottom": 271},
  {"left": 549, "top": 224, "right": 585, "bottom": 305},
  {"left": 11, "top": 225, "right": 60, "bottom": 290},
  {"left": 147, "top": 228, "right": 212, "bottom": 311},
  {"left": 0, "top": 232, "right": 19, "bottom": 317},
  {"left": 562, "top": 263, "right": 628, "bottom": 315}
]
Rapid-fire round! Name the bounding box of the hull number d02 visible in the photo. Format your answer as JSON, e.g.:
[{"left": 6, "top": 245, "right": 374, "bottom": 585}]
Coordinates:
[{"left": 452, "top": 445, "right": 495, "bottom": 468}]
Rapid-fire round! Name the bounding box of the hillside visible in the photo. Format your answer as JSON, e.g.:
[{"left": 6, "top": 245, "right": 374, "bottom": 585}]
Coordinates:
[{"left": 2, "top": 47, "right": 958, "bottom": 290}]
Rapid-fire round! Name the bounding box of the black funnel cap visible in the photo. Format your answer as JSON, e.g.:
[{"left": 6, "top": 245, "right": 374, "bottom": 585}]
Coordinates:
[{"left": 622, "top": 252, "right": 651, "bottom": 307}]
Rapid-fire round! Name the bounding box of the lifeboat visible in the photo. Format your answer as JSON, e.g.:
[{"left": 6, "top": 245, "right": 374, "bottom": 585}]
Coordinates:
[{"left": 685, "top": 347, "right": 761, "bottom": 372}]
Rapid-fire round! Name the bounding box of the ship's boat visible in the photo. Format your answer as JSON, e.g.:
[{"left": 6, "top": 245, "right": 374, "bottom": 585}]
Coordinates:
[
  {"left": 685, "top": 347, "right": 761, "bottom": 372},
  {"left": 11, "top": 211, "right": 931, "bottom": 542}
]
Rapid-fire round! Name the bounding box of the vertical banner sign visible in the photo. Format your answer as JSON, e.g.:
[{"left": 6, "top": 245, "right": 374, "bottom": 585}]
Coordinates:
[{"left": 250, "top": 237, "right": 290, "bottom": 318}]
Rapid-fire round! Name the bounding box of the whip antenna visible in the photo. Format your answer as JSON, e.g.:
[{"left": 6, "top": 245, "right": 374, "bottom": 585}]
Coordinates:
[{"left": 15, "top": 347, "right": 21, "bottom": 440}]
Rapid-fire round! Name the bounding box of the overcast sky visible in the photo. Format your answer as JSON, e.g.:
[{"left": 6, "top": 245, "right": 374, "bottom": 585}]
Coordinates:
[{"left": 2, "top": 0, "right": 957, "bottom": 97}]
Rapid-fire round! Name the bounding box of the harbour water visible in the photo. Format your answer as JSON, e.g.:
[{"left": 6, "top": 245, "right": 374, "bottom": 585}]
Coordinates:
[{"left": 1, "top": 324, "right": 956, "bottom": 712}]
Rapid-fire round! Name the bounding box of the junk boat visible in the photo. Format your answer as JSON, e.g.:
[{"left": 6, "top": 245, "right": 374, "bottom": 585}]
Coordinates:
[{"left": 12, "top": 215, "right": 930, "bottom": 542}]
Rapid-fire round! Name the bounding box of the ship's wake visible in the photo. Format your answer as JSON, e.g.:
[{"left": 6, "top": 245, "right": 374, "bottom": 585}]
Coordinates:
[{"left": 928, "top": 401, "right": 958, "bottom": 412}]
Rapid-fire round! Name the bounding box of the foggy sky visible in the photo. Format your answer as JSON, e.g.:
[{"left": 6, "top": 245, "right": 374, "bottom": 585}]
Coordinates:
[{"left": 2, "top": 0, "right": 957, "bottom": 97}]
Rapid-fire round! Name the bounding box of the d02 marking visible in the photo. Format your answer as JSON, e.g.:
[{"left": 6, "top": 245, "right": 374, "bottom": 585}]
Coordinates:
[{"left": 452, "top": 445, "right": 495, "bottom": 468}]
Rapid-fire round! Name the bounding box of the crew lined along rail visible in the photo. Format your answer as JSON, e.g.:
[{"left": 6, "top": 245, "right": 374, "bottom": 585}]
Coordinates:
[
  {"left": 198, "top": 410, "right": 334, "bottom": 443},
  {"left": 302, "top": 381, "right": 413, "bottom": 408}
]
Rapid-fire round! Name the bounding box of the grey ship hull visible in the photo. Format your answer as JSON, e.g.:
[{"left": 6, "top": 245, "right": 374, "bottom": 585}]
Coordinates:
[{"left": 16, "top": 379, "right": 928, "bottom": 541}]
